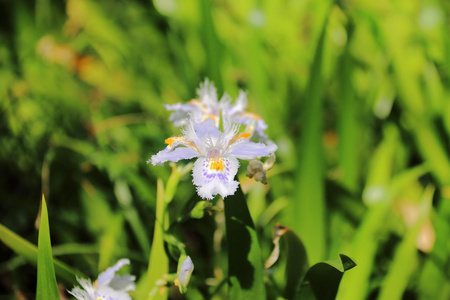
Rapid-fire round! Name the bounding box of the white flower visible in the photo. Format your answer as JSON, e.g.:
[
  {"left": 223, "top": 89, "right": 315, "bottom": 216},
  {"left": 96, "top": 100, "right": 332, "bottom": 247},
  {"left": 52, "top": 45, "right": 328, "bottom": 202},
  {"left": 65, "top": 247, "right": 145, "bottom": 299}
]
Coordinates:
[
  {"left": 165, "top": 79, "right": 268, "bottom": 140},
  {"left": 149, "top": 113, "right": 277, "bottom": 200},
  {"left": 68, "top": 259, "right": 135, "bottom": 300}
]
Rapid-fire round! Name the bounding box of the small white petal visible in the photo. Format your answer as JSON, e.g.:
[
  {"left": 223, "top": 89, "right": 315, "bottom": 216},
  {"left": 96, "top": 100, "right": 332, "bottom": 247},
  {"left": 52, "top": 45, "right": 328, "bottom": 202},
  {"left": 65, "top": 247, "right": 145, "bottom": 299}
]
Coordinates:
[
  {"left": 165, "top": 103, "right": 198, "bottom": 127},
  {"left": 95, "top": 285, "right": 131, "bottom": 300},
  {"left": 149, "top": 146, "right": 199, "bottom": 166},
  {"left": 192, "top": 156, "right": 240, "bottom": 200},
  {"left": 218, "top": 93, "right": 232, "bottom": 111},
  {"left": 227, "top": 140, "right": 277, "bottom": 160},
  {"left": 226, "top": 90, "right": 248, "bottom": 116},
  {"left": 192, "top": 118, "right": 221, "bottom": 141},
  {"left": 197, "top": 78, "right": 218, "bottom": 109},
  {"left": 75, "top": 277, "right": 96, "bottom": 298},
  {"left": 67, "top": 286, "right": 91, "bottom": 300},
  {"left": 97, "top": 259, "right": 130, "bottom": 287},
  {"left": 109, "top": 274, "right": 136, "bottom": 292}
]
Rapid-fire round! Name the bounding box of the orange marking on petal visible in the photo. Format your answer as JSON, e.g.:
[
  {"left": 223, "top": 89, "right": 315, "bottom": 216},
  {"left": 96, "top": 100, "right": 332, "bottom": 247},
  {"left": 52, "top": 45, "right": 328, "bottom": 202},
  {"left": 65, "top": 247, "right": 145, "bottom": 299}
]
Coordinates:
[
  {"left": 200, "top": 114, "right": 218, "bottom": 122},
  {"left": 189, "top": 99, "right": 209, "bottom": 113},
  {"left": 165, "top": 136, "right": 186, "bottom": 147},
  {"left": 229, "top": 133, "right": 251, "bottom": 145},
  {"left": 240, "top": 112, "right": 262, "bottom": 120},
  {"left": 209, "top": 158, "right": 225, "bottom": 171},
  {"left": 165, "top": 136, "right": 199, "bottom": 153}
]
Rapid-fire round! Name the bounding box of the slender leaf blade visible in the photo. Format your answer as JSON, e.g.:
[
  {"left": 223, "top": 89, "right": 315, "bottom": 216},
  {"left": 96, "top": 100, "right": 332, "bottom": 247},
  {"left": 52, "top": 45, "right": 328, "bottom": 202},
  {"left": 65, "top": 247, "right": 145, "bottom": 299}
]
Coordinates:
[
  {"left": 136, "top": 179, "right": 168, "bottom": 300},
  {"left": 288, "top": 7, "right": 331, "bottom": 263},
  {"left": 36, "top": 195, "right": 59, "bottom": 300}
]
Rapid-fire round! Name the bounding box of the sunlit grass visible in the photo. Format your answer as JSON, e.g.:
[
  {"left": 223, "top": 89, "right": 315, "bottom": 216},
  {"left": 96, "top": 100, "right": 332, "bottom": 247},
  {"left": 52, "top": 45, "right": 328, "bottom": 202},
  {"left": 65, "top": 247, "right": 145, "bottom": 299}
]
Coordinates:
[{"left": 0, "top": 0, "right": 449, "bottom": 299}]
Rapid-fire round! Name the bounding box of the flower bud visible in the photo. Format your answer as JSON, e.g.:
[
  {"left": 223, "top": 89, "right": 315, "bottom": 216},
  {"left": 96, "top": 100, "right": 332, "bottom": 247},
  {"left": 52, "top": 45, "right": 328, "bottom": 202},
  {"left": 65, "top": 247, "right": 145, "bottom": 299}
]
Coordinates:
[{"left": 177, "top": 256, "right": 194, "bottom": 294}]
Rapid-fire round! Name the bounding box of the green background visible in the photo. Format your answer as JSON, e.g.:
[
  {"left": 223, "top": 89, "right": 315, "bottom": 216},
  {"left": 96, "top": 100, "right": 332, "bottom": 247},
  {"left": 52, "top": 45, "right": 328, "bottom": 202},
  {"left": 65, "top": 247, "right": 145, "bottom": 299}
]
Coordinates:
[{"left": 0, "top": 0, "right": 449, "bottom": 299}]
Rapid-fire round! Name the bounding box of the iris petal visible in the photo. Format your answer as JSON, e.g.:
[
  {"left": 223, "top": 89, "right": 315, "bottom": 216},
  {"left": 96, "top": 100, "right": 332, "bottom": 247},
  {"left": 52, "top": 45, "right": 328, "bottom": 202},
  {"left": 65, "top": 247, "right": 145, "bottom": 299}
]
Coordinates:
[
  {"left": 192, "top": 156, "right": 239, "bottom": 200},
  {"left": 227, "top": 140, "right": 277, "bottom": 160},
  {"left": 149, "top": 146, "right": 199, "bottom": 166}
]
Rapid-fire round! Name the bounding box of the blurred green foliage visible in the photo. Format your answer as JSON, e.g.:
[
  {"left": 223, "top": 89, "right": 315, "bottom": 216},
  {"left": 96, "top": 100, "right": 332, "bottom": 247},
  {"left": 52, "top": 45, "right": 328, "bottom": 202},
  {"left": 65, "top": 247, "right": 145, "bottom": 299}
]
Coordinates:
[{"left": 0, "top": 0, "right": 449, "bottom": 299}]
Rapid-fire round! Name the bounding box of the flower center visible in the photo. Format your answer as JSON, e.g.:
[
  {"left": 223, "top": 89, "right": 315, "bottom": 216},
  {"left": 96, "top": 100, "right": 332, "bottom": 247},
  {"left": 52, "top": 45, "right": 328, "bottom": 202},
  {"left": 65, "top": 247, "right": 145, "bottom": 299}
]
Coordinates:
[{"left": 208, "top": 158, "right": 225, "bottom": 171}]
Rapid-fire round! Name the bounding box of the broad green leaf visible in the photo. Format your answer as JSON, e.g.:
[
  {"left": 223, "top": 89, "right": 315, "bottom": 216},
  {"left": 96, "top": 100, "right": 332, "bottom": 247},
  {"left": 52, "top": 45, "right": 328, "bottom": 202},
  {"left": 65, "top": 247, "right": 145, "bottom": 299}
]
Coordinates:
[
  {"left": 264, "top": 224, "right": 309, "bottom": 299},
  {"left": 298, "top": 254, "right": 356, "bottom": 300},
  {"left": 224, "top": 187, "right": 266, "bottom": 299},
  {"left": 36, "top": 195, "right": 60, "bottom": 300}
]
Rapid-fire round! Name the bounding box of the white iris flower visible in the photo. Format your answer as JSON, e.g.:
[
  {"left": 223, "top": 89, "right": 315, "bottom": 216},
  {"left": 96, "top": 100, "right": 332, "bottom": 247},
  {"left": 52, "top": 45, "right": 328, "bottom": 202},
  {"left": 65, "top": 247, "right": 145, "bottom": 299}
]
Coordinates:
[
  {"left": 149, "top": 113, "right": 277, "bottom": 200},
  {"left": 165, "top": 79, "right": 268, "bottom": 140}
]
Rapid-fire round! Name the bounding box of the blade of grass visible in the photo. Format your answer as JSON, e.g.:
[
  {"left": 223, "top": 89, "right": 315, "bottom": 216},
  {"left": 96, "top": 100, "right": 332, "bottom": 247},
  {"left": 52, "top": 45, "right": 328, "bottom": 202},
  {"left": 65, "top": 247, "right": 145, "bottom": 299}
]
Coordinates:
[
  {"left": 115, "top": 179, "right": 151, "bottom": 256},
  {"left": 337, "top": 132, "right": 429, "bottom": 300},
  {"left": 378, "top": 186, "right": 434, "bottom": 300},
  {"left": 288, "top": 9, "right": 330, "bottom": 263},
  {"left": 380, "top": 11, "right": 450, "bottom": 185},
  {"left": 337, "top": 20, "right": 360, "bottom": 192},
  {"left": 200, "top": 0, "right": 223, "bottom": 93},
  {"left": 417, "top": 190, "right": 450, "bottom": 300},
  {"left": 136, "top": 179, "right": 168, "bottom": 300},
  {"left": 336, "top": 125, "right": 398, "bottom": 300},
  {"left": 36, "top": 195, "right": 59, "bottom": 300},
  {"left": 98, "top": 213, "right": 124, "bottom": 272}
]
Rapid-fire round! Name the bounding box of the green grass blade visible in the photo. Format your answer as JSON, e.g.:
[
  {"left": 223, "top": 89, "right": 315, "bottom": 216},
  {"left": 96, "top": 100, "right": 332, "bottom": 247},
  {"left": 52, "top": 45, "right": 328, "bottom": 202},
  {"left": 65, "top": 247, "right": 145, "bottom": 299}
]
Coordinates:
[
  {"left": 200, "top": 0, "right": 223, "bottom": 92},
  {"left": 379, "top": 12, "right": 450, "bottom": 185},
  {"left": 337, "top": 21, "right": 360, "bottom": 192},
  {"left": 136, "top": 179, "right": 168, "bottom": 300},
  {"left": 36, "top": 195, "right": 60, "bottom": 300},
  {"left": 336, "top": 125, "right": 398, "bottom": 300},
  {"left": 378, "top": 186, "right": 434, "bottom": 300},
  {"left": 98, "top": 213, "right": 124, "bottom": 272},
  {"left": 288, "top": 9, "right": 330, "bottom": 263},
  {"left": 115, "top": 179, "right": 151, "bottom": 256},
  {"left": 224, "top": 187, "right": 266, "bottom": 299}
]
